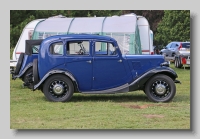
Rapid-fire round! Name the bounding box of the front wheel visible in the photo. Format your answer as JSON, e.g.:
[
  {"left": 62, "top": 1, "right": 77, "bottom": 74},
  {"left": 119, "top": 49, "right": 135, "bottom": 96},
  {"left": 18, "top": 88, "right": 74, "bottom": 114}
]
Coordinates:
[
  {"left": 43, "top": 74, "right": 74, "bottom": 102},
  {"left": 145, "top": 74, "right": 176, "bottom": 102}
]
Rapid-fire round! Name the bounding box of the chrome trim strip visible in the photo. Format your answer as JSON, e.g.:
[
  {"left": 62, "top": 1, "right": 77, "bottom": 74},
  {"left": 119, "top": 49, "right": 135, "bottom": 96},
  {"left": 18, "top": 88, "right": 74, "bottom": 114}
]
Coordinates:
[{"left": 82, "top": 83, "right": 129, "bottom": 94}]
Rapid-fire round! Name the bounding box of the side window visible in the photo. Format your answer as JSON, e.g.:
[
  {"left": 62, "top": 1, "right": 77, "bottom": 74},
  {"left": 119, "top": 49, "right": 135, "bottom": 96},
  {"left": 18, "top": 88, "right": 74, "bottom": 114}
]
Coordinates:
[
  {"left": 49, "top": 42, "right": 64, "bottom": 55},
  {"left": 171, "top": 43, "right": 177, "bottom": 48},
  {"left": 67, "top": 41, "right": 89, "bottom": 56},
  {"left": 95, "top": 42, "right": 117, "bottom": 56},
  {"left": 165, "top": 43, "right": 171, "bottom": 49}
]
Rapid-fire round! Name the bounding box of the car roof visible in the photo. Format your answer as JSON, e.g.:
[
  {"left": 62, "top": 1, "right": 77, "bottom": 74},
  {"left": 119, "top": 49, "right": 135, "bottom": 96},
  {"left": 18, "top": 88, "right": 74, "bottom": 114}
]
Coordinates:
[{"left": 43, "top": 34, "right": 116, "bottom": 42}]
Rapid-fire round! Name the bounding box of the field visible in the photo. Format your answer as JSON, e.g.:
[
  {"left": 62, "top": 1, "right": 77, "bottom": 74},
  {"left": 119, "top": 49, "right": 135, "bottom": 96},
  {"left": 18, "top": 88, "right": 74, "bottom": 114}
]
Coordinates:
[{"left": 10, "top": 64, "right": 190, "bottom": 129}]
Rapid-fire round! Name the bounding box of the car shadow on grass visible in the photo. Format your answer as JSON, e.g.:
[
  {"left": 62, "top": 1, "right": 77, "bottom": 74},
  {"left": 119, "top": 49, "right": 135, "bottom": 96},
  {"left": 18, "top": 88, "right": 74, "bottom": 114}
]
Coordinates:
[{"left": 64, "top": 93, "right": 149, "bottom": 103}]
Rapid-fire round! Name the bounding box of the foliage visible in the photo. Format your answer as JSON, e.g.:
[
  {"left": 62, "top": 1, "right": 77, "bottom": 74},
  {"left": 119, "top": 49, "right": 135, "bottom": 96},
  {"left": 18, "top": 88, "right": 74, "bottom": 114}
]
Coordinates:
[
  {"left": 10, "top": 15, "right": 35, "bottom": 48},
  {"left": 154, "top": 10, "right": 190, "bottom": 47}
]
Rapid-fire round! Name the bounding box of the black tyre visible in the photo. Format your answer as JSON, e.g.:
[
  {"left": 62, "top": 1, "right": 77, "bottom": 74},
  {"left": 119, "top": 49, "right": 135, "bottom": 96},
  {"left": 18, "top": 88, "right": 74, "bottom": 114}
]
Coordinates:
[
  {"left": 177, "top": 56, "right": 183, "bottom": 68},
  {"left": 174, "top": 57, "right": 178, "bottom": 68},
  {"left": 33, "top": 59, "right": 39, "bottom": 85},
  {"left": 14, "top": 53, "right": 24, "bottom": 75},
  {"left": 145, "top": 74, "right": 176, "bottom": 102},
  {"left": 22, "top": 67, "right": 33, "bottom": 89},
  {"left": 174, "top": 56, "right": 182, "bottom": 68},
  {"left": 43, "top": 74, "right": 74, "bottom": 102}
]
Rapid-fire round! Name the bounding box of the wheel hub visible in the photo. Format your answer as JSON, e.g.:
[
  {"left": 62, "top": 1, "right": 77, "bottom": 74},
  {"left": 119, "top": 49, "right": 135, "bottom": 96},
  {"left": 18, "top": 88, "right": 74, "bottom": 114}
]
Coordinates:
[
  {"left": 155, "top": 84, "right": 166, "bottom": 95},
  {"left": 53, "top": 84, "right": 64, "bottom": 95}
]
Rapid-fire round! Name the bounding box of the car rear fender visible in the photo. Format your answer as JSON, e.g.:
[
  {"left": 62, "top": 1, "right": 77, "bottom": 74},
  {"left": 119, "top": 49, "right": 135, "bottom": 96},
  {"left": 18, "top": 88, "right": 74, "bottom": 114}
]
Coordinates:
[
  {"left": 33, "top": 69, "right": 79, "bottom": 92},
  {"left": 12, "top": 63, "right": 33, "bottom": 79}
]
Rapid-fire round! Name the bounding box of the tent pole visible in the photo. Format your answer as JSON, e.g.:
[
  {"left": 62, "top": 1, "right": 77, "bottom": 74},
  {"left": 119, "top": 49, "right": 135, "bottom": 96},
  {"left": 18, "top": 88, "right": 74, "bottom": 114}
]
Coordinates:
[{"left": 67, "top": 18, "right": 75, "bottom": 34}]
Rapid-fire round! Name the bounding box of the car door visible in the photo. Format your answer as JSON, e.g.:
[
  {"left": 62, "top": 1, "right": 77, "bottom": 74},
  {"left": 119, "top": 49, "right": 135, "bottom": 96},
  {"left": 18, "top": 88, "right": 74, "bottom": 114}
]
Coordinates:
[
  {"left": 169, "top": 43, "right": 177, "bottom": 56},
  {"left": 92, "top": 41, "right": 127, "bottom": 90},
  {"left": 65, "top": 40, "right": 93, "bottom": 91},
  {"left": 163, "top": 43, "right": 172, "bottom": 56}
]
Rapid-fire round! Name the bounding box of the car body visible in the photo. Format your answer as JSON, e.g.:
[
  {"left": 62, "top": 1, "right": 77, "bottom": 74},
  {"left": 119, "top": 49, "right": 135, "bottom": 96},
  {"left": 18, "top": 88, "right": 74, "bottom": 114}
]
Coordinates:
[
  {"left": 160, "top": 41, "right": 190, "bottom": 57},
  {"left": 26, "top": 34, "right": 180, "bottom": 103}
]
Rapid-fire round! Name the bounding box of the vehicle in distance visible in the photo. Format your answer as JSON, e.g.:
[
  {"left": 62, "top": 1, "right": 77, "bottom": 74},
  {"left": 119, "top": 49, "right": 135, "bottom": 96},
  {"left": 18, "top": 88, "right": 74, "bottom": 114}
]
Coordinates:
[{"left": 160, "top": 41, "right": 190, "bottom": 57}]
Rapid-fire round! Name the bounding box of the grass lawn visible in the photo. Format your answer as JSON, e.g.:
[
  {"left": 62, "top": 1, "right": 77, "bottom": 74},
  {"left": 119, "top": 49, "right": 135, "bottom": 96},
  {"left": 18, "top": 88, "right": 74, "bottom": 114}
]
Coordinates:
[{"left": 10, "top": 64, "right": 190, "bottom": 129}]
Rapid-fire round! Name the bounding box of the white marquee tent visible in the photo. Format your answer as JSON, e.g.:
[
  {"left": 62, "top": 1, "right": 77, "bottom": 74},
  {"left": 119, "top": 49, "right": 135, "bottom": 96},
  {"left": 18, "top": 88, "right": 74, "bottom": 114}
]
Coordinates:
[{"left": 32, "top": 14, "right": 143, "bottom": 54}]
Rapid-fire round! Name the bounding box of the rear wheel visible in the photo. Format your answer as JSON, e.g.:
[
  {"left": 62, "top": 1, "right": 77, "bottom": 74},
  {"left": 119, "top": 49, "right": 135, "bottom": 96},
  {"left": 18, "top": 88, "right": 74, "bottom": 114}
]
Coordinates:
[
  {"left": 22, "top": 68, "right": 33, "bottom": 89},
  {"left": 33, "top": 59, "right": 39, "bottom": 85},
  {"left": 43, "top": 74, "right": 74, "bottom": 102},
  {"left": 145, "top": 74, "right": 176, "bottom": 102},
  {"left": 174, "top": 56, "right": 183, "bottom": 68}
]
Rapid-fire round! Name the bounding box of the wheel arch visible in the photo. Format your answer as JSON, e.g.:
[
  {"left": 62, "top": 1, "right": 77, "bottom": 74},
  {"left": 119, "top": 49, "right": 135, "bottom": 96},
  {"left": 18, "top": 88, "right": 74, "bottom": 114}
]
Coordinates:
[
  {"left": 33, "top": 70, "right": 79, "bottom": 92},
  {"left": 129, "top": 68, "right": 178, "bottom": 91}
]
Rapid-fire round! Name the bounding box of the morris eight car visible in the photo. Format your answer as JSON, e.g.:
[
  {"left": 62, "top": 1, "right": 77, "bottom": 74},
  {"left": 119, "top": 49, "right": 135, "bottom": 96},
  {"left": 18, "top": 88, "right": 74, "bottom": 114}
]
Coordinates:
[{"left": 25, "top": 34, "right": 180, "bottom": 102}]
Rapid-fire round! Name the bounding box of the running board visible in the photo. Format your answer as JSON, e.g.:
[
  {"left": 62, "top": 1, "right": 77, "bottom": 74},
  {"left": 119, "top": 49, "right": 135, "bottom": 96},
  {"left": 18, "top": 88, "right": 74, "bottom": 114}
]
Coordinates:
[{"left": 82, "top": 83, "right": 129, "bottom": 94}]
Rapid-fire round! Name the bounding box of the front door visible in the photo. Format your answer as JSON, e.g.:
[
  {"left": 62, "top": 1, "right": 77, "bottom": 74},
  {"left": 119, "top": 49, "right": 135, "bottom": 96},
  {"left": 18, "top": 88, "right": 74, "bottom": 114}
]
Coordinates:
[{"left": 92, "top": 41, "right": 127, "bottom": 90}]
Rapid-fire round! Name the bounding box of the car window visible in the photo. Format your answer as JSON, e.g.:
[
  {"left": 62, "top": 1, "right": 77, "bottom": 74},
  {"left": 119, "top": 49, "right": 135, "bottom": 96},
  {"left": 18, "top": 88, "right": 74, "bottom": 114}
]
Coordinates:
[
  {"left": 95, "top": 42, "right": 117, "bottom": 56},
  {"left": 182, "top": 43, "right": 190, "bottom": 48},
  {"left": 171, "top": 43, "right": 178, "bottom": 48},
  {"left": 165, "top": 43, "right": 172, "bottom": 49},
  {"left": 67, "top": 41, "right": 89, "bottom": 56},
  {"left": 32, "top": 45, "right": 40, "bottom": 54},
  {"left": 49, "top": 42, "right": 63, "bottom": 55}
]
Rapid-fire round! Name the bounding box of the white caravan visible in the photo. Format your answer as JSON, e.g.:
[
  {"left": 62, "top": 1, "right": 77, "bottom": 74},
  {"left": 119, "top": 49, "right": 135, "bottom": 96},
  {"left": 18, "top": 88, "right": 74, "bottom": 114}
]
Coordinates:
[
  {"left": 10, "top": 19, "right": 44, "bottom": 68},
  {"left": 122, "top": 14, "right": 154, "bottom": 55}
]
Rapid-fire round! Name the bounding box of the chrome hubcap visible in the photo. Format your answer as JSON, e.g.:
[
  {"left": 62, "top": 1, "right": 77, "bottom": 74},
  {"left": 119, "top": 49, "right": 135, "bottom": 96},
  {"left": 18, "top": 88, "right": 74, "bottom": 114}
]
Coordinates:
[
  {"left": 53, "top": 84, "right": 64, "bottom": 95},
  {"left": 155, "top": 84, "right": 166, "bottom": 95}
]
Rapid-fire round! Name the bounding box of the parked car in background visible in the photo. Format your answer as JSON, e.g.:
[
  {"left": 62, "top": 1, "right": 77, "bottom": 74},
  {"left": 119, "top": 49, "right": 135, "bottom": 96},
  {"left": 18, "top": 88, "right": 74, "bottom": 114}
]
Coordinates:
[
  {"left": 160, "top": 41, "right": 190, "bottom": 57},
  {"left": 174, "top": 42, "right": 190, "bottom": 68}
]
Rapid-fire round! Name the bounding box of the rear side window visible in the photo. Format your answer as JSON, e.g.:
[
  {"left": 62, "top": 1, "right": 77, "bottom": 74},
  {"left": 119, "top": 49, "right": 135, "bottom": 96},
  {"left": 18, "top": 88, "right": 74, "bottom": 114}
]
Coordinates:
[
  {"left": 49, "top": 42, "right": 64, "bottom": 55},
  {"left": 32, "top": 45, "right": 40, "bottom": 54},
  {"left": 182, "top": 43, "right": 190, "bottom": 48}
]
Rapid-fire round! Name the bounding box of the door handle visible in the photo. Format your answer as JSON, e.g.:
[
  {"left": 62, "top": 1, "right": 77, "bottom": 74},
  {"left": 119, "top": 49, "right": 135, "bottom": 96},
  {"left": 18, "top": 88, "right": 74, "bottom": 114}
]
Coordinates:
[
  {"left": 86, "top": 60, "right": 92, "bottom": 63},
  {"left": 118, "top": 59, "right": 122, "bottom": 63}
]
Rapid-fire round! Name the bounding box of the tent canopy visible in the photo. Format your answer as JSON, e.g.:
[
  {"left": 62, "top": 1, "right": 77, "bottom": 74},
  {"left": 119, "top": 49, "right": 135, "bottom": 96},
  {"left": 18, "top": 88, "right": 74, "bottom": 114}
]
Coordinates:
[{"left": 32, "top": 15, "right": 141, "bottom": 55}]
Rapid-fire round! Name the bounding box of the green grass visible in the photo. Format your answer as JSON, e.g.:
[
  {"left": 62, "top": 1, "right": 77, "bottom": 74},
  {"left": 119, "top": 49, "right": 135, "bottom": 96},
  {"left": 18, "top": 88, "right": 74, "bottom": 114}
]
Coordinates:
[{"left": 10, "top": 64, "right": 190, "bottom": 129}]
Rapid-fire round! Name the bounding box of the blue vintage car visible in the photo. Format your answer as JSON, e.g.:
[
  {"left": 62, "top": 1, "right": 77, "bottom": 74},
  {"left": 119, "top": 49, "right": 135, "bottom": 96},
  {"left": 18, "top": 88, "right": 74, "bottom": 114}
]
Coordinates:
[{"left": 28, "top": 34, "right": 180, "bottom": 102}]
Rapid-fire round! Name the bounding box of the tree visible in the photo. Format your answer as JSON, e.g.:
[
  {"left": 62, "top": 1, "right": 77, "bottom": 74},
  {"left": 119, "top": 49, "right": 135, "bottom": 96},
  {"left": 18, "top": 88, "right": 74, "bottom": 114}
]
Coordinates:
[{"left": 154, "top": 10, "right": 190, "bottom": 47}]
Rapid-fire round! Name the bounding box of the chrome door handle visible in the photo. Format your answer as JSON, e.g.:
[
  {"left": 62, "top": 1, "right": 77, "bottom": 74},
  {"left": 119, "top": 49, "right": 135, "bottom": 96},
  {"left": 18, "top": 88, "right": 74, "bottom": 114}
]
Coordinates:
[
  {"left": 86, "top": 60, "right": 92, "bottom": 63},
  {"left": 118, "top": 59, "right": 122, "bottom": 63}
]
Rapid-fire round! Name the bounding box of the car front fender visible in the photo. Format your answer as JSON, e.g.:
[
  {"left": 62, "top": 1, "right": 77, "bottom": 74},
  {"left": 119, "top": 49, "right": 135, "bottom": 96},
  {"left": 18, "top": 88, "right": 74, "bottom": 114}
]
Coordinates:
[{"left": 129, "top": 66, "right": 178, "bottom": 91}]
